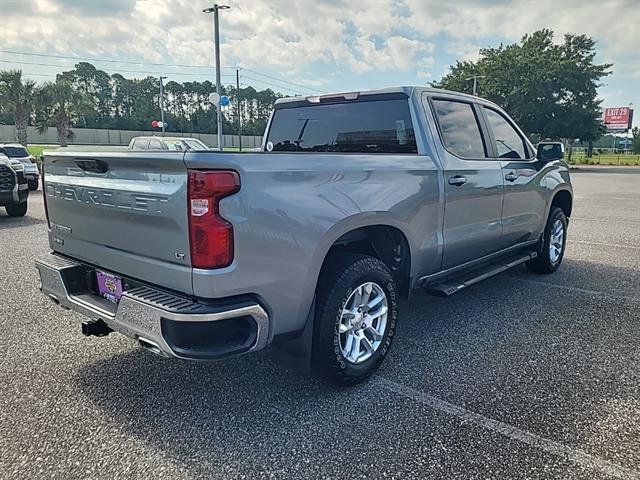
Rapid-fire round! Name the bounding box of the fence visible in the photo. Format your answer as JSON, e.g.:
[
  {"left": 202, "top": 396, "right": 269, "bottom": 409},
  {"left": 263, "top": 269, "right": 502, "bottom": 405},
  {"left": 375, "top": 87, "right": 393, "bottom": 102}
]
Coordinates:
[
  {"left": 0, "top": 125, "right": 263, "bottom": 149},
  {"left": 568, "top": 153, "right": 640, "bottom": 166}
]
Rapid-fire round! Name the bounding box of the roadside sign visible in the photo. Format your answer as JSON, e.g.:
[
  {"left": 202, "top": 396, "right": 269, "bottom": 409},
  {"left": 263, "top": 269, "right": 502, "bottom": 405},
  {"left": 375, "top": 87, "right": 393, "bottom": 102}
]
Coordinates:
[{"left": 604, "top": 107, "right": 633, "bottom": 131}]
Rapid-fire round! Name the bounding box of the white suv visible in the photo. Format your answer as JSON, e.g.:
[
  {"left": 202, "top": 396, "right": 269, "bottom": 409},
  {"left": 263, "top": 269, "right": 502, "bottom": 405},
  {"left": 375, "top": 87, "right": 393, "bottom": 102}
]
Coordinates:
[{"left": 0, "top": 144, "right": 39, "bottom": 190}]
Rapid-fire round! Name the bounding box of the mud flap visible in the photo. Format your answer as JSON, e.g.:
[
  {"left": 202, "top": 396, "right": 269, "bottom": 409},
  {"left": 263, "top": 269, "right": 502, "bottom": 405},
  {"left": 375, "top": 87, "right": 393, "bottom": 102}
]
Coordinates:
[{"left": 271, "top": 297, "right": 315, "bottom": 373}]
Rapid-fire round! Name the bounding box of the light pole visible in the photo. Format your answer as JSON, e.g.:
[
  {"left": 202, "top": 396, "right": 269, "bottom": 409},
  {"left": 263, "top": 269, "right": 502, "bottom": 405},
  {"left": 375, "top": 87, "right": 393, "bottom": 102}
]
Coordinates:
[
  {"left": 236, "top": 68, "right": 242, "bottom": 152},
  {"left": 465, "top": 75, "right": 486, "bottom": 96},
  {"left": 203, "top": 4, "right": 230, "bottom": 151},
  {"left": 159, "top": 76, "right": 167, "bottom": 135}
]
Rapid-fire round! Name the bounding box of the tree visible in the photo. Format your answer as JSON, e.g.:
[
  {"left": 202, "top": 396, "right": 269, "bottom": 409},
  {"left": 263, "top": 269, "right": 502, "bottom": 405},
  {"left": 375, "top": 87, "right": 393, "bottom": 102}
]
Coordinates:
[
  {"left": 0, "top": 70, "right": 37, "bottom": 146},
  {"left": 432, "top": 29, "right": 612, "bottom": 143},
  {"left": 632, "top": 127, "right": 640, "bottom": 154},
  {"left": 59, "top": 62, "right": 113, "bottom": 128},
  {"left": 35, "top": 80, "right": 91, "bottom": 147}
]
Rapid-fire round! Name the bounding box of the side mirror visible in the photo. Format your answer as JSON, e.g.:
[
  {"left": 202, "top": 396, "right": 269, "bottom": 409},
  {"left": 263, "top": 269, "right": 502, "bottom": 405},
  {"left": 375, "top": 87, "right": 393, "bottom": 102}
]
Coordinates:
[{"left": 536, "top": 142, "right": 564, "bottom": 162}]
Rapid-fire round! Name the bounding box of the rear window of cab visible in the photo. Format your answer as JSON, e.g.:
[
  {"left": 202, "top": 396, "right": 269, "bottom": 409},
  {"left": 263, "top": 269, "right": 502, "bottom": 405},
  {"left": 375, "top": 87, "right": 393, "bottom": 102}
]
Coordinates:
[{"left": 266, "top": 98, "right": 417, "bottom": 154}]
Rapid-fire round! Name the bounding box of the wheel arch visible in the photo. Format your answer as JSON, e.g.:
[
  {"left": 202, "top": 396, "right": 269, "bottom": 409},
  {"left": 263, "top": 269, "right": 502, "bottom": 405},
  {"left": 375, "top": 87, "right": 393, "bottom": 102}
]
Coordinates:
[
  {"left": 314, "top": 217, "right": 413, "bottom": 299},
  {"left": 550, "top": 188, "right": 573, "bottom": 219}
]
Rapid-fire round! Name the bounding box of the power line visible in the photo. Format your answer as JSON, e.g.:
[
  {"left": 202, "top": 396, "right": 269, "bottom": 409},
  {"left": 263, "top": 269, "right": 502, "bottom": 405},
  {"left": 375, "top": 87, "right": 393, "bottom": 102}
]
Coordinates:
[
  {"left": 241, "top": 75, "right": 307, "bottom": 95},
  {"left": 19, "top": 72, "right": 57, "bottom": 78},
  {"left": 0, "top": 59, "right": 234, "bottom": 78},
  {"left": 241, "top": 68, "right": 327, "bottom": 93},
  {"left": 0, "top": 49, "right": 327, "bottom": 94},
  {"left": 0, "top": 49, "right": 233, "bottom": 70}
]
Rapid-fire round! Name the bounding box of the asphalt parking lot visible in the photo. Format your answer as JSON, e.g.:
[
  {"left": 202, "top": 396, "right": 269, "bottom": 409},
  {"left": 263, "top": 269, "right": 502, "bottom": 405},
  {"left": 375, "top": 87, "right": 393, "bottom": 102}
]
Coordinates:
[{"left": 1, "top": 167, "right": 638, "bottom": 480}]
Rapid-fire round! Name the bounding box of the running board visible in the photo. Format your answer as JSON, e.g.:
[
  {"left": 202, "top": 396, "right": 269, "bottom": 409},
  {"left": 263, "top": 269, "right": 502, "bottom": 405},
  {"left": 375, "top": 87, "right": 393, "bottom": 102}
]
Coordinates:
[{"left": 424, "top": 251, "right": 537, "bottom": 297}]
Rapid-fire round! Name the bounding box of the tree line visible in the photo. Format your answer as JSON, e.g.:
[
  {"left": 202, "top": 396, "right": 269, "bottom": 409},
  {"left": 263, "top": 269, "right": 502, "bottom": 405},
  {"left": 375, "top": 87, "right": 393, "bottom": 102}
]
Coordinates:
[{"left": 0, "top": 62, "right": 282, "bottom": 146}]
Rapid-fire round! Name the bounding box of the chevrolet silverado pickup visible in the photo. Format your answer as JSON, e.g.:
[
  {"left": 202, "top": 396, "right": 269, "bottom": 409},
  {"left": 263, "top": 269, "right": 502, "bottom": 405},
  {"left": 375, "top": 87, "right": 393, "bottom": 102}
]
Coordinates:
[{"left": 36, "top": 87, "right": 572, "bottom": 384}]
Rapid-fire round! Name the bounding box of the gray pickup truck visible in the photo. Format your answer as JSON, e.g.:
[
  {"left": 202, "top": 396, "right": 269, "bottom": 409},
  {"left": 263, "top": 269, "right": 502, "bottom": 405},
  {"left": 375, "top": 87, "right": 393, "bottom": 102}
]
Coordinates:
[{"left": 36, "top": 87, "right": 572, "bottom": 384}]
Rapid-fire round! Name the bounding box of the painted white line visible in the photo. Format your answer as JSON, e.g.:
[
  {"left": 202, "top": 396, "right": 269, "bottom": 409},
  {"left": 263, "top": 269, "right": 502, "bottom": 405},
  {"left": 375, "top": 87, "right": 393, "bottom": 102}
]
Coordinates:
[
  {"left": 506, "top": 276, "right": 640, "bottom": 304},
  {"left": 572, "top": 240, "right": 640, "bottom": 251},
  {"left": 572, "top": 217, "right": 640, "bottom": 225},
  {"left": 374, "top": 376, "right": 640, "bottom": 480}
]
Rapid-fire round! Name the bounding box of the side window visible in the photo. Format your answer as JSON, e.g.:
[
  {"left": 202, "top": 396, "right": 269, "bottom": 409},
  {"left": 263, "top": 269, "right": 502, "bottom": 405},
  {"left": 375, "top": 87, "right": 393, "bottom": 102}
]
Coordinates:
[
  {"left": 483, "top": 108, "right": 528, "bottom": 159},
  {"left": 432, "top": 99, "right": 486, "bottom": 159},
  {"left": 148, "top": 138, "right": 164, "bottom": 150},
  {"left": 132, "top": 139, "right": 148, "bottom": 150}
]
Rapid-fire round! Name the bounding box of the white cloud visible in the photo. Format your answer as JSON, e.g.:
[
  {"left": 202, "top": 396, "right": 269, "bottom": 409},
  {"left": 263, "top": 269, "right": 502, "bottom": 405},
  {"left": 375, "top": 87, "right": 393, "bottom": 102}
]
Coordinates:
[
  {"left": 1, "top": 0, "right": 637, "bottom": 93},
  {"left": 446, "top": 41, "right": 483, "bottom": 62}
]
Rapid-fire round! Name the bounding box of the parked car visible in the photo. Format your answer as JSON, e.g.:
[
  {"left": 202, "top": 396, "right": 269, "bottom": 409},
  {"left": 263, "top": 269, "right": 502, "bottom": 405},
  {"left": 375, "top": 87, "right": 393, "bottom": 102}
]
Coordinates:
[
  {"left": 127, "top": 136, "right": 209, "bottom": 151},
  {"left": 0, "top": 153, "right": 29, "bottom": 217},
  {"left": 36, "top": 87, "right": 572, "bottom": 385},
  {"left": 0, "top": 143, "right": 39, "bottom": 190}
]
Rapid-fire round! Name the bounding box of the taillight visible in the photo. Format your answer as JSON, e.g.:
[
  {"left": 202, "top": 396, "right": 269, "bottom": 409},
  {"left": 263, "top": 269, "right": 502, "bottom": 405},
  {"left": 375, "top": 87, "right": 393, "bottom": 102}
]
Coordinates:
[{"left": 187, "top": 170, "right": 240, "bottom": 269}]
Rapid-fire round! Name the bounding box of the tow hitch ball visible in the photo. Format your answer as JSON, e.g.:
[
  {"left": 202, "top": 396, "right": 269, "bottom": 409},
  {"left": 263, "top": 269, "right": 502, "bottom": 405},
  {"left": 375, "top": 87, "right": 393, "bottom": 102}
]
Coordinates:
[{"left": 81, "top": 320, "right": 113, "bottom": 337}]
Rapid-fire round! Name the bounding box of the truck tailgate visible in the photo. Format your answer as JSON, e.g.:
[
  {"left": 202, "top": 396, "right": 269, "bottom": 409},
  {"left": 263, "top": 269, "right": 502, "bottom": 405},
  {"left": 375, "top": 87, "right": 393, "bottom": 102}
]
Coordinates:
[{"left": 44, "top": 150, "right": 193, "bottom": 294}]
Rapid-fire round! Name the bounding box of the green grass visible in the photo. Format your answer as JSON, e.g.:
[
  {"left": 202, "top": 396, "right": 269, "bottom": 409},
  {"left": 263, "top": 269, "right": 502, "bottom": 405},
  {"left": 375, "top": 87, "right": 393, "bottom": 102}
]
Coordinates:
[
  {"left": 568, "top": 153, "right": 640, "bottom": 166},
  {"left": 27, "top": 145, "right": 59, "bottom": 157}
]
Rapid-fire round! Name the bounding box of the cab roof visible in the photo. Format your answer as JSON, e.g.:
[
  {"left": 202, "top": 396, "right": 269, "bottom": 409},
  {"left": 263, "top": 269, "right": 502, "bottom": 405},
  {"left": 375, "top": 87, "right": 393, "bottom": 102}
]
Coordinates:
[{"left": 274, "top": 86, "right": 490, "bottom": 106}]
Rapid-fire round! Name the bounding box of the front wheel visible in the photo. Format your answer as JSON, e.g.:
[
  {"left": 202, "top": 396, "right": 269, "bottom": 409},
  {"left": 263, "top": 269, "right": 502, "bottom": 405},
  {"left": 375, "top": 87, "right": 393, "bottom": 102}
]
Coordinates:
[
  {"left": 526, "top": 207, "right": 567, "bottom": 274},
  {"left": 313, "top": 254, "right": 398, "bottom": 385},
  {"left": 5, "top": 202, "right": 28, "bottom": 217}
]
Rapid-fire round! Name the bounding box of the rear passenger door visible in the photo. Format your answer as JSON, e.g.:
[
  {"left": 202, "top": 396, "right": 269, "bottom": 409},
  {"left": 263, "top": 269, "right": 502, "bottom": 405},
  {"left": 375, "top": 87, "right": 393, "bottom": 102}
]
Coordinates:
[
  {"left": 481, "top": 106, "right": 546, "bottom": 246},
  {"left": 429, "top": 97, "right": 506, "bottom": 269}
]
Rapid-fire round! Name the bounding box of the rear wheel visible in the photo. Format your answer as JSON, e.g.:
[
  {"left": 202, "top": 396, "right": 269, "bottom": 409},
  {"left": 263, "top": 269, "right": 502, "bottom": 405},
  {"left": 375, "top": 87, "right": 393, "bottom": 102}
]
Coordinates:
[
  {"left": 526, "top": 207, "right": 567, "bottom": 274},
  {"left": 313, "top": 254, "right": 398, "bottom": 385},
  {"left": 28, "top": 179, "right": 38, "bottom": 190},
  {"left": 5, "top": 202, "right": 28, "bottom": 217}
]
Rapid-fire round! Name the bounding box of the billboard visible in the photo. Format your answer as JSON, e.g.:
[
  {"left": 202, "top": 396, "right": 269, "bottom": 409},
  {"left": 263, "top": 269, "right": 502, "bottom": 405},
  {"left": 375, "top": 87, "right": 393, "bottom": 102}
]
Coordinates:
[{"left": 603, "top": 107, "right": 633, "bottom": 131}]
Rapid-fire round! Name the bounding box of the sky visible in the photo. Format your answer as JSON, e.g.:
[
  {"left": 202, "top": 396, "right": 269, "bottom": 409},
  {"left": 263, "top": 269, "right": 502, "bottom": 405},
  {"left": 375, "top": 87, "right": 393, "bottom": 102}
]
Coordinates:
[{"left": 1, "top": 0, "right": 638, "bottom": 127}]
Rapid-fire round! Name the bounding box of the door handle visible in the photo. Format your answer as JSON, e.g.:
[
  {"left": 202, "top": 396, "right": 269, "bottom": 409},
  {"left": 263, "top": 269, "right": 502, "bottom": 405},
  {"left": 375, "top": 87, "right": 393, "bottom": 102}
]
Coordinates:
[
  {"left": 448, "top": 175, "right": 467, "bottom": 186},
  {"left": 505, "top": 171, "right": 518, "bottom": 182}
]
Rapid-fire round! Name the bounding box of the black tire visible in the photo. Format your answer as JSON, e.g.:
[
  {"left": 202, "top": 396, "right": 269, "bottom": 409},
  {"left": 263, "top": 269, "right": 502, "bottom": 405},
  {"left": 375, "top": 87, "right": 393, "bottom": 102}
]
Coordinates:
[
  {"left": 313, "top": 253, "right": 398, "bottom": 385},
  {"left": 28, "top": 179, "right": 38, "bottom": 191},
  {"left": 5, "top": 202, "right": 28, "bottom": 217},
  {"left": 526, "top": 207, "right": 567, "bottom": 274}
]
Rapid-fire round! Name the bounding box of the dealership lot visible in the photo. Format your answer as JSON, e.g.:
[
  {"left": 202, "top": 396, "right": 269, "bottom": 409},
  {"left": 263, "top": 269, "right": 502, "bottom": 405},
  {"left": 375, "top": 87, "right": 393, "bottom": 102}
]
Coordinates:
[{"left": 1, "top": 167, "right": 638, "bottom": 479}]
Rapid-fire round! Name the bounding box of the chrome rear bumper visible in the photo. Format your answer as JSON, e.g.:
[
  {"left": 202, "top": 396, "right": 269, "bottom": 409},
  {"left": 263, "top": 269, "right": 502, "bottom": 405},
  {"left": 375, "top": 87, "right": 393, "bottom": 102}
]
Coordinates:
[{"left": 35, "top": 253, "right": 270, "bottom": 359}]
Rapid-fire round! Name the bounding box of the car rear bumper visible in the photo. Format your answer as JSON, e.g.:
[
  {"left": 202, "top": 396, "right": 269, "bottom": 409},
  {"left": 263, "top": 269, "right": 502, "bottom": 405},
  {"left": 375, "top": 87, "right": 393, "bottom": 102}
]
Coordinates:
[{"left": 35, "top": 253, "right": 270, "bottom": 360}]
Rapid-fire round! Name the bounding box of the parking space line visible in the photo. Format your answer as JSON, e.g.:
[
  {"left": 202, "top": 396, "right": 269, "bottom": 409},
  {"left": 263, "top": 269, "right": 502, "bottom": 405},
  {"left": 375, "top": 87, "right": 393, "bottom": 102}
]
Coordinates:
[
  {"left": 505, "top": 276, "right": 640, "bottom": 304},
  {"left": 572, "top": 217, "right": 640, "bottom": 225},
  {"left": 572, "top": 240, "right": 640, "bottom": 251},
  {"left": 374, "top": 376, "right": 640, "bottom": 480}
]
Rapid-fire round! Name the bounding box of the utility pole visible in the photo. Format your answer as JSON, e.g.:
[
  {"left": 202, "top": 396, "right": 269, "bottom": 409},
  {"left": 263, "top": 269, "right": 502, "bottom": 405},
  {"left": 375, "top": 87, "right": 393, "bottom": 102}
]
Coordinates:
[
  {"left": 203, "top": 4, "right": 230, "bottom": 151},
  {"left": 236, "top": 69, "right": 242, "bottom": 152},
  {"left": 465, "top": 75, "right": 486, "bottom": 96},
  {"left": 159, "top": 76, "right": 167, "bottom": 135}
]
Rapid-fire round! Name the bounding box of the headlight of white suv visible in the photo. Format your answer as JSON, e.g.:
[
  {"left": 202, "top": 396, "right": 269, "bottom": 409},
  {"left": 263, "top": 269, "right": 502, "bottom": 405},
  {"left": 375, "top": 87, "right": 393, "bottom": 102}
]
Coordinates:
[{"left": 10, "top": 161, "right": 24, "bottom": 173}]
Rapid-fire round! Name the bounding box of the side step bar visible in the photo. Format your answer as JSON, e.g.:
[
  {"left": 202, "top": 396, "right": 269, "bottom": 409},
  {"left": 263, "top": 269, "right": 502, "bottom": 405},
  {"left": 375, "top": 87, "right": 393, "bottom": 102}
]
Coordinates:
[{"left": 424, "top": 251, "right": 537, "bottom": 297}]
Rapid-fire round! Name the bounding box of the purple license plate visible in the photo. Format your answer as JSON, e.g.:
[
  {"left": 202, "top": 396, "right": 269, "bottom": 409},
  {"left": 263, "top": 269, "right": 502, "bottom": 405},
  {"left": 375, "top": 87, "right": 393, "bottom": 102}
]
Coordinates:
[{"left": 96, "top": 271, "right": 123, "bottom": 304}]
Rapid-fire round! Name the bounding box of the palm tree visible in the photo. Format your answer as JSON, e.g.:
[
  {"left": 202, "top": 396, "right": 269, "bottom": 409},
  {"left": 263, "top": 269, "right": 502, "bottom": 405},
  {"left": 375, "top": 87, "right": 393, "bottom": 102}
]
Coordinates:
[
  {"left": 35, "top": 79, "right": 91, "bottom": 147},
  {"left": 0, "top": 70, "right": 37, "bottom": 146}
]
